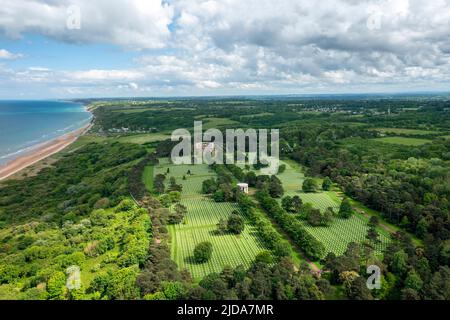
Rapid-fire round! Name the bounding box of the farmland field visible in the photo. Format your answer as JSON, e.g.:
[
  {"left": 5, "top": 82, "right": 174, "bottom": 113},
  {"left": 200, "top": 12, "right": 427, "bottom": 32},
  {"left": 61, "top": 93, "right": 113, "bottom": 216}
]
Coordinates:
[
  {"left": 372, "top": 136, "right": 432, "bottom": 146},
  {"left": 154, "top": 158, "right": 266, "bottom": 279}
]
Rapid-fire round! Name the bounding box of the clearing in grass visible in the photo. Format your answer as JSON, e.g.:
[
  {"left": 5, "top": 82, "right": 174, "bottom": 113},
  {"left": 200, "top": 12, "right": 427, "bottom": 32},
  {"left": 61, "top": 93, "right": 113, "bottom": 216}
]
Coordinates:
[{"left": 372, "top": 136, "right": 432, "bottom": 146}]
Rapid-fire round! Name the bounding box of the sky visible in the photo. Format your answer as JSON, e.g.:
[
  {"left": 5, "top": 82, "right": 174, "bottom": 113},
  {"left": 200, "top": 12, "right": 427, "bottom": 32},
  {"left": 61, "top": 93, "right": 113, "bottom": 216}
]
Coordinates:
[{"left": 0, "top": 0, "right": 450, "bottom": 99}]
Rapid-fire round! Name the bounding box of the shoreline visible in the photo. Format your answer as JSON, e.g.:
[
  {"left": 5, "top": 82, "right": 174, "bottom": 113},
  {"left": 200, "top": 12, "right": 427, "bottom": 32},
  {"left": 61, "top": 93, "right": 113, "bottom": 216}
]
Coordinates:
[{"left": 0, "top": 122, "right": 92, "bottom": 181}]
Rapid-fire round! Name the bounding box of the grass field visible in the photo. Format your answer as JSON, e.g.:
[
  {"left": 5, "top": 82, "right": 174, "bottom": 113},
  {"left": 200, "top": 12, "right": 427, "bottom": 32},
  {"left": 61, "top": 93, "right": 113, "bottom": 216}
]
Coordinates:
[
  {"left": 117, "top": 133, "right": 169, "bottom": 144},
  {"left": 154, "top": 159, "right": 266, "bottom": 279},
  {"left": 169, "top": 199, "right": 265, "bottom": 279},
  {"left": 371, "top": 127, "right": 440, "bottom": 135},
  {"left": 142, "top": 165, "right": 154, "bottom": 192},
  {"left": 300, "top": 214, "right": 390, "bottom": 256},
  {"left": 372, "top": 136, "right": 432, "bottom": 146},
  {"left": 240, "top": 112, "right": 274, "bottom": 118},
  {"left": 268, "top": 160, "right": 390, "bottom": 257}
]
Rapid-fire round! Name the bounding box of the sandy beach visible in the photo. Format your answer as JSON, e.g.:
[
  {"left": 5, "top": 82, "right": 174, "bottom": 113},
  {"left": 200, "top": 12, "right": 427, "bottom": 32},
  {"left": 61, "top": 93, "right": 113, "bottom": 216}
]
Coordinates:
[{"left": 0, "top": 123, "right": 92, "bottom": 181}]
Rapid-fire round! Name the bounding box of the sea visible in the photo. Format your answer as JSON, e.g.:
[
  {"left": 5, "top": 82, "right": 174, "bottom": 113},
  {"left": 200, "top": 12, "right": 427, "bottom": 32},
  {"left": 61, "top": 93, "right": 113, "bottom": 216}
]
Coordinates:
[{"left": 0, "top": 100, "right": 92, "bottom": 166}]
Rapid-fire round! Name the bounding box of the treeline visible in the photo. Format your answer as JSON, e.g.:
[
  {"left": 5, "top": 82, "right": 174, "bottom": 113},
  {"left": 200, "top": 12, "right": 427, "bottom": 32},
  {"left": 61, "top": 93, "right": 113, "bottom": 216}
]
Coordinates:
[
  {"left": 256, "top": 191, "right": 325, "bottom": 260},
  {"left": 129, "top": 154, "right": 159, "bottom": 201},
  {"left": 237, "top": 193, "right": 292, "bottom": 259},
  {"left": 147, "top": 258, "right": 331, "bottom": 300}
]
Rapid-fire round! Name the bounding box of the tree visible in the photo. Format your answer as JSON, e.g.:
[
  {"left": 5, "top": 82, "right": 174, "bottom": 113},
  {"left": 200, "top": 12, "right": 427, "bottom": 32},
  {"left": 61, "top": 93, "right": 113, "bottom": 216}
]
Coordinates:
[
  {"left": 345, "top": 276, "right": 373, "bottom": 300},
  {"left": 193, "top": 242, "right": 213, "bottom": 263},
  {"left": 227, "top": 212, "right": 245, "bottom": 234},
  {"left": 401, "top": 288, "right": 420, "bottom": 300},
  {"left": 169, "top": 191, "right": 181, "bottom": 203},
  {"left": 246, "top": 171, "right": 257, "bottom": 187},
  {"left": 366, "top": 227, "right": 380, "bottom": 245},
  {"left": 322, "top": 177, "right": 332, "bottom": 191},
  {"left": 416, "top": 218, "right": 428, "bottom": 238},
  {"left": 47, "top": 271, "right": 67, "bottom": 300},
  {"left": 154, "top": 174, "right": 166, "bottom": 194},
  {"left": 281, "top": 196, "right": 293, "bottom": 212},
  {"left": 368, "top": 215, "right": 378, "bottom": 226},
  {"left": 269, "top": 176, "right": 284, "bottom": 198},
  {"left": 425, "top": 266, "right": 450, "bottom": 300},
  {"left": 202, "top": 178, "right": 217, "bottom": 194},
  {"left": 291, "top": 196, "right": 303, "bottom": 212},
  {"left": 161, "top": 281, "right": 186, "bottom": 299},
  {"left": 168, "top": 203, "right": 187, "bottom": 224},
  {"left": 302, "top": 178, "right": 318, "bottom": 193},
  {"left": 307, "top": 209, "right": 323, "bottom": 227},
  {"left": 322, "top": 207, "right": 334, "bottom": 226},
  {"left": 338, "top": 198, "right": 353, "bottom": 219},
  {"left": 159, "top": 194, "right": 172, "bottom": 208},
  {"left": 213, "top": 190, "right": 225, "bottom": 202},
  {"left": 391, "top": 250, "right": 408, "bottom": 276},
  {"left": 255, "top": 251, "right": 273, "bottom": 264},
  {"left": 273, "top": 241, "right": 290, "bottom": 258},
  {"left": 217, "top": 218, "right": 227, "bottom": 234},
  {"left": 168, "top": 177, "right": 182, "bottom": 192},
  {"left": 404, "top": 270, "right": 423, "bottom": 291}
]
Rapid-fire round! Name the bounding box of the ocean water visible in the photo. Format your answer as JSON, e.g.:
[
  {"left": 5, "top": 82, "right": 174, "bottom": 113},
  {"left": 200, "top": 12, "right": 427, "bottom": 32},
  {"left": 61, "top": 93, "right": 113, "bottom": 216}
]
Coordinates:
[{"left": 0, "top": 100, "right": 92, "bottom": 165}]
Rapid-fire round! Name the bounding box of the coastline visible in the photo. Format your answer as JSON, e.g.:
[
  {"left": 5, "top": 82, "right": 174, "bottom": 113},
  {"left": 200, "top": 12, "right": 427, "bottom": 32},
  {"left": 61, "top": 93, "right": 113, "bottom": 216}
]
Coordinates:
[{"left": 0, "top": 122, "right": 92, "bottom": 181}]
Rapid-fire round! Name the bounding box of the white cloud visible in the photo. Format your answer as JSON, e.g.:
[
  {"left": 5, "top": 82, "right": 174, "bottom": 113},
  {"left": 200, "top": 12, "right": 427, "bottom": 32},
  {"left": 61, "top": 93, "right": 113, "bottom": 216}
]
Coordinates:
[
  {"left": 1, "top": 0, "right": 450, "bottom": 97},
  {"left": 0, "top": 0, "right": 174, "bottom": 49},
  {"left": 0, "top": 49, "right": 23, "bottom": 60}
]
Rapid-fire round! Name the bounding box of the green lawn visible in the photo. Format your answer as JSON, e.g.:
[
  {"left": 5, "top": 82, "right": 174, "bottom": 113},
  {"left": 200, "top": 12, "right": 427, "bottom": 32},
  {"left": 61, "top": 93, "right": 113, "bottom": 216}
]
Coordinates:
[
  {"left": 142, "top": 165, "right": 154, "bottom": 193},
  {"left": 169, "top": 199, "right": 265, "bottom": 279},
  {"left": 372, "top": 136, "right": 432, "bottom": 146},
  {"left": 371, "top": 127, "right": 440, "bottom": 135},
  {"left": 117, "top": 133, "right": 169, "bottom": 144},
  {"left": 271, "top": 160, "right": 390, "bottom": 257},
  {"left": 300, "top": 214, "right": 390, "bottom": 256},
  {"left": 154, "top": 159, "right": 266, "bottom": 280}
]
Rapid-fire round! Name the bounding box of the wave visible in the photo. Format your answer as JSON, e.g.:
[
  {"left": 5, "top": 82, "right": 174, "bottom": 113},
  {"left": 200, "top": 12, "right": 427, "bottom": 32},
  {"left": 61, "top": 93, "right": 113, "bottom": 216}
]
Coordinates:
[{"left": 0, "top": 117, "right": 92, "bottom": 165}]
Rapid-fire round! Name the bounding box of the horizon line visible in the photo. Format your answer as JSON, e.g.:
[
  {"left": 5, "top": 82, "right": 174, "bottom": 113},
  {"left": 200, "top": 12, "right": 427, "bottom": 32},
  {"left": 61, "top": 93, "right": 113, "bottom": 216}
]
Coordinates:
[{"left": 1, "top": 90, "right": 450, "bottom": 101}]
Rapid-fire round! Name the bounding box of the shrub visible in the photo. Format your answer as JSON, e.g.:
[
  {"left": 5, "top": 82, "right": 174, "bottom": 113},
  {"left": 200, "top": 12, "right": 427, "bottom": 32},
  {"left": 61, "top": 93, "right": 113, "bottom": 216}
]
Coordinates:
[{"left": 302, "top": 178, "right": 318, "bottom": 193}]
